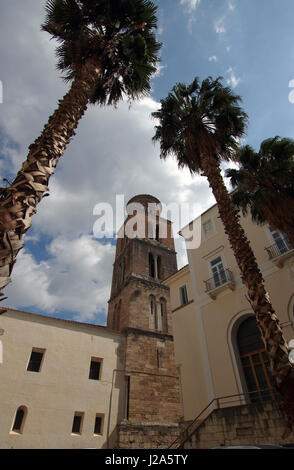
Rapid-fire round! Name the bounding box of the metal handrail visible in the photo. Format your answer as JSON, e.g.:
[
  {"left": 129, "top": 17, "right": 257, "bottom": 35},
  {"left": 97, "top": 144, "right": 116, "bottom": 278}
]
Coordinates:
[
  {"left": 168, "top": 387, "right": 279, "bottom": 449},
  {"left": 204, "top": 268, "right": 234, "bottom": 293},
  {"left": 265, "top": 240, "right": 293, "bottom": 260}
]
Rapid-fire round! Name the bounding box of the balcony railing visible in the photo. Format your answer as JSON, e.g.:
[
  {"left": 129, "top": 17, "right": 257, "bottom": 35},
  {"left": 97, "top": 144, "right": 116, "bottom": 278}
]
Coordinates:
[
  {"left": 204, "top": 269, "right": 234, "bottom": 299},
  {"left": 265, "top": 239, "right": 294, "bottom": 266}
]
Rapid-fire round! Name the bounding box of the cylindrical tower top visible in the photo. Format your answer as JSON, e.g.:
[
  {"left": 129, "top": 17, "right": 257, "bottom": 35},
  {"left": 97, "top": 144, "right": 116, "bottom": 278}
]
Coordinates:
[{"left": 127, "top": 194, "right": 162, "bottom": 215}]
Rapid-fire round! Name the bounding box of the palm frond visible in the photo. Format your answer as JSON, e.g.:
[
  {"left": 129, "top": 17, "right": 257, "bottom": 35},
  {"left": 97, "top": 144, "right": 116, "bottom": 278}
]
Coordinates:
[{"left": 41, "top": 0, "right": 161, "bottom": 102}]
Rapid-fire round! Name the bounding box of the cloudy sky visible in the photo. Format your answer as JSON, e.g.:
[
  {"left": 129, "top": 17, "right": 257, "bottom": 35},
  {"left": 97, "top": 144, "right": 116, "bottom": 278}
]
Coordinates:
[{"left": 0, "top": 0, "right": 294, "bottom": 325}]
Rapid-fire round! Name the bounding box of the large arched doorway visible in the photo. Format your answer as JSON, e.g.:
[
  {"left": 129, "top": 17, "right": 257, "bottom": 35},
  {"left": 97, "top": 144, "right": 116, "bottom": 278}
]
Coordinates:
[{"left": 237, "top": 317, "right": 275, "bottom": 402}]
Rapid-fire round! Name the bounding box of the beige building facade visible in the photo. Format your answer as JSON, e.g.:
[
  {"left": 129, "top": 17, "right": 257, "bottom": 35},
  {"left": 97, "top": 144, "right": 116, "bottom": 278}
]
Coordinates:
[
  {"left": 165, "top": 201, "right": 294, "bottom": 427},
  {"left": 0, "top": 309, "right": 126, "bottom": 449}
]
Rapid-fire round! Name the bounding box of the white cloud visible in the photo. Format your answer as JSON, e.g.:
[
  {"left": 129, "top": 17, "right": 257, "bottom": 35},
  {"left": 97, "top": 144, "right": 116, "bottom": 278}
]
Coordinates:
[
  {"left": 214, "top": 1, "right": 236, "bottom": 36},
  {"left": 209, "top": 55, "right": 218, "bottom": 62},
  {"left": 214, "top": 17, "right": 226, "bottom": 34},
  {"left": 180, "top": 0, "right": 201, "bottom": 33},
  {"left": 4, "top": 236, "right": 115, "bottom": 324},
  {"left": 180, "top": 0, "right": 201, "bottom": 13},
  {"left": 228, "top": 1, "right": 236, "bottom": 11},
  {"left": 226, "top": 66, "right": 241, "bottom": 88}
]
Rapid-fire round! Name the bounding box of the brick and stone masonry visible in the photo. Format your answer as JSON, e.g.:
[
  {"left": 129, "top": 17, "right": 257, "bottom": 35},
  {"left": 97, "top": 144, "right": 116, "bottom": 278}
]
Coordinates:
[{"left": 107, "top": 195, "right": 182, "bottom": 448}]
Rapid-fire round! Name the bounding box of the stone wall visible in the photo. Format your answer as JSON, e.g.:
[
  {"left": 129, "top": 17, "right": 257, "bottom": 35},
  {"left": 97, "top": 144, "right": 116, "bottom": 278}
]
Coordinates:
[
  {"left": 118, "top": 421, "right": 180, "bottom": 449},
  {"left": 182, "top": 401, "right": 294, "bottom": 449}
]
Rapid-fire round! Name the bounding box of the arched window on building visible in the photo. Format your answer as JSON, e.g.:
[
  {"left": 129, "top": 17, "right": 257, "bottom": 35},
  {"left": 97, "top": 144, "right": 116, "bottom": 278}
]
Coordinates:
[
  {"left": 11, "top": 406, "right": 28, "bottom": 434},
  {"left": 160, "top": 298, "right": 168, "bottom": 333},
  {"left": 149, "top": 253, "right": 155, "bottom": 278},
  {"left": 150, "top": 295, "right": 158, "bottom": 330},
  {"left": 237, "top": 317, "right": 274, "bottom": 402}
]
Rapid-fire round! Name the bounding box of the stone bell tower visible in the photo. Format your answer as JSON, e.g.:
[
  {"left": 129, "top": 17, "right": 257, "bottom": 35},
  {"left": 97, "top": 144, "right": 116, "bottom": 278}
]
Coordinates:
[{"left": 107, "top": 195, "right": 181, "bottom": 449}]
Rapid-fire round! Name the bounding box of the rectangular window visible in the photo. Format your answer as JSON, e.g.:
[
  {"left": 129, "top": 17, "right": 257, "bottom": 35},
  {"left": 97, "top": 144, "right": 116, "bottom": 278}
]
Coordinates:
[
  {"left": 210, "top": 256, "right": 226, "bottom": 287},
  {"left": 203, "top": 220, "right": 212, "bottom": 235},
  {"left": 89, "top": 357, "right": 102, "bottom": 380},
  {"left": 269, "top": 227, "right": 292, "bottom": 253},
  {"left": 27, "top": 348, "right": 45, "bottom": 372},
  {"left": 71, "top": 412, "right": 84, "bottom": 435},
  {"left": 94, "top": 414, "right": 104, "bottom": 435},
  {"left": 179, "top": 285, "right": 188, "bottom": 305}
]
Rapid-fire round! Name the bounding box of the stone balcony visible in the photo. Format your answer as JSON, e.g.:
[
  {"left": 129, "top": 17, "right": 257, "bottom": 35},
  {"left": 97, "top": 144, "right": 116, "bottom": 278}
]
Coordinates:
[
  {"left": 204, "top": 268, "right": 235, "bottom": 300},
  {"left": 265, "top": 239, "right": 294, "bottom": 267}
]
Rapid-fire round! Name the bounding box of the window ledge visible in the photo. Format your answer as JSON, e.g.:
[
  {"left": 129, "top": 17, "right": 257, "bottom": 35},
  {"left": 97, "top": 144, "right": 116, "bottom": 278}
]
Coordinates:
[
  {"left": 206, "top": 279, "right": 235, "bottom": 300},
  {"left": 266, "top": 246, "right": 294, "bottom": 268}
]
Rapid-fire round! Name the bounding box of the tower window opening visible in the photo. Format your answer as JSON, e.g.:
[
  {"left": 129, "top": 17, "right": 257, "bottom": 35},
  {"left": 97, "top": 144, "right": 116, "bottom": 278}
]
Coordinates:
[
  {"left": 160, "top": 298, "right": 168, "bottom": 332},
  {"left": 150, "top": 296, "right": 158, "bottom": 331},
  {"left": 156, "top": 223, "right": 160, "bottom": 241},
  {"left": 149, "top": 253, "right": 155, "bottom": 278},
  {"left": 157, "top": 256, "right": 161, "bottom": 280}
]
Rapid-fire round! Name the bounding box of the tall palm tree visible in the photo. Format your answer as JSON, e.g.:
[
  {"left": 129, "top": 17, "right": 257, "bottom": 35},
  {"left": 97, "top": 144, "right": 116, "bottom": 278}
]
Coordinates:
[
  {"left": 0, "top": 0, "right": 161, "bottom": 299},
  {"left": 226, "top": 137, "right": 294, "bottom": 247},
  {"left": 152, "top": 77, "right": 294, "bottom": 436}
]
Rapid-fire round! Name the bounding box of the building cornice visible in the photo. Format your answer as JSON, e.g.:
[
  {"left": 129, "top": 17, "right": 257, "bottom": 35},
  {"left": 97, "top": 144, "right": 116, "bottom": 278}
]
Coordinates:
[
  {"left": 3, "top": 308, "right": 122, "bottom": 336},
  {"left": 122, "top": 326, "right": 174, "bottom": 341},
  {"left": 108, "top": 273, "right": 170, "bottom": 302}
]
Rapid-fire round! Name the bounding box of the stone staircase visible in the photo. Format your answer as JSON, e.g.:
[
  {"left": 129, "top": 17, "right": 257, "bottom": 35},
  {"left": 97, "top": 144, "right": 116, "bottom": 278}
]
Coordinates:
[{"left": 169, "top": 389, "right": 294, "bottom": 449}]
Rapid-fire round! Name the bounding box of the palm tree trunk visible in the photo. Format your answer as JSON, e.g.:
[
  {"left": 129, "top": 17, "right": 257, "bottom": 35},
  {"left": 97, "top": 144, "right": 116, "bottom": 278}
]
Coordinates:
[
  {"left": 200, "top": 153, "right": 294, "bottom": 436},
  {"left": 0, "top": 59, "right": 102, "bottom": 300}
]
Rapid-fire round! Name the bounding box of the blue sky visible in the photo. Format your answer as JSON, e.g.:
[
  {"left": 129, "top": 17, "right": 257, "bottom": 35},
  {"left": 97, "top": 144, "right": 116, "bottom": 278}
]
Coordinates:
[{"left": 0, "top": 0, "right": 293, "bottom": 325}]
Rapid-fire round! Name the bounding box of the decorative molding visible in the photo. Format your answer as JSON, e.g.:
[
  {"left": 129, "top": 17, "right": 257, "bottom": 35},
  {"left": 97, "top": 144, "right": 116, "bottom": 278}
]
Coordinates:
[
  {"left": 202, "top": 245, "right": 225, "bottom": 261},
  {"left": 122, "top": 326, "right": 174, "bottom": 341},
  {"left": 172, "top": 299, "right": 194, "bottom": 313}
]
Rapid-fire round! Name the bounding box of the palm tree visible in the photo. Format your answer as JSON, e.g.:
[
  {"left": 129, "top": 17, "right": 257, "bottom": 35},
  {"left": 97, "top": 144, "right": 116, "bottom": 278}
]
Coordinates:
[
  {"left": 226, "top": 137, "right": 294, "bottom": 247},
  {"left": 152, "top": 77, "right": 294, "bottom": 436},
  {"left": 0, "top": 0, "right": 161, "bottom": 299}
]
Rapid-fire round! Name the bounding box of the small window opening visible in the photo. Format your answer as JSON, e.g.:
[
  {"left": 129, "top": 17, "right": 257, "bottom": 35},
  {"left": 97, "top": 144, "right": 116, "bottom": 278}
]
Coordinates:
[
  {"left": 27, "top": 348, "right": 45, "bottom": 372},
  {"left": 89, "top": 358, "right": 102, "bottom": 380},
  {"left": 94, "top": 414, "right": 104, "bottom": 435},
  {"left": 72, "top": 412, "right": 84, "bottom": 434},
  {"left": 180, "top": 286, "right": 188, "bottom": 305}
]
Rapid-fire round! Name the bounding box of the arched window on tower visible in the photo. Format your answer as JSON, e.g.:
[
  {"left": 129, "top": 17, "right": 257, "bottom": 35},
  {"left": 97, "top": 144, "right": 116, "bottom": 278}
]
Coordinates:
[
  {"left": 122, "top": 258, "right": 126, "bottom": 283},
  {"left": 112, "top": 301, "right": 121, "bottom": 331},
  {"left": 157, "top": 256, "right": 161, "bottom": 280},
  {"left": 149, "top": 253, "right": 155, "bottom": 278},
  {"left": 116, "top": 264, "right": 121, "bottom": 290},
  {"left": 148, "top": 221, "right": 155, "bottom": 239},
  {"left": 237, "top": 317, "right": 275, "bottom": 402},
  {"left": 150, "top": 295, "right": 158, "bottom": 330},
  {"left": 112, "top": 304, "right": 117, "bottom": 330},
  {"left": 156, "top": 222, "right": 160, "bottom": 241},
  {"left": 160, "top": 298, "right": 168, "bottom": 333}
]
